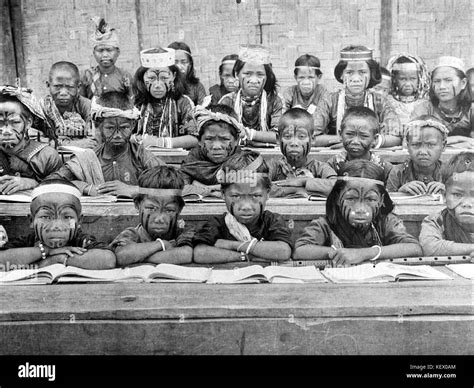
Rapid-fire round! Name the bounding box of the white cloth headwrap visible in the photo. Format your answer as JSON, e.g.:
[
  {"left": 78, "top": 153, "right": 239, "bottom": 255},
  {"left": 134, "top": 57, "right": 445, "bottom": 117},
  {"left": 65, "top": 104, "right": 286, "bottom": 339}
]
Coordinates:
[
  {"left": 90, "top": 97, "right": 141, "bottom": 121},
  {"left": 32, "top": 184, "right": 82, "bottom": 200}
]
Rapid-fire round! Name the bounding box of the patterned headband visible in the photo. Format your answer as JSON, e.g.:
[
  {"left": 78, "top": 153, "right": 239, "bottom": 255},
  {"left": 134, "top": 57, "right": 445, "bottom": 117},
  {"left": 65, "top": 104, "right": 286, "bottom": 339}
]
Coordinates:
[
  {"left": 90, "top": 97, "right": 141, "bottom": 120},
  {"left": 32, "top": 184, "right": 82, "bottom": 200},
  {"left": 195, "top": 106, "right": 243, "bottom": 135},
  {"left": 405, "top": 119, "right": 449, "bottom": 139}
]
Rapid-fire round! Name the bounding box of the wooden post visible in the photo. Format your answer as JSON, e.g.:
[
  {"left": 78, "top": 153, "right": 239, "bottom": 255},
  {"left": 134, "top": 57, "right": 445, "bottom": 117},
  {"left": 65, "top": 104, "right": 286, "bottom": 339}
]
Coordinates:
[
  {"left": 380, "top": 0, "right": 393, "bottom": 66},
  {"left": 8, "top": 0, "right": 26, "bottom": 84},
  {"left": 1, "top": 0, "right": 17, "bottom": 84},
  {"left": 134, "top": 0, "right": 144, "bottom": 55}
]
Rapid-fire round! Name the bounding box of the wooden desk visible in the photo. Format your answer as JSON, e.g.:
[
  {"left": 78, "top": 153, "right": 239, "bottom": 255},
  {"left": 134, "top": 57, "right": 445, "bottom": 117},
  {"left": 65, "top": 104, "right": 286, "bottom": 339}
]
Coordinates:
[
  {"left": 0, "top": 200, "right": 444, "bottom": 243},
  {"left": 0, "top": 270, "right": 472, "bottom": 355}
]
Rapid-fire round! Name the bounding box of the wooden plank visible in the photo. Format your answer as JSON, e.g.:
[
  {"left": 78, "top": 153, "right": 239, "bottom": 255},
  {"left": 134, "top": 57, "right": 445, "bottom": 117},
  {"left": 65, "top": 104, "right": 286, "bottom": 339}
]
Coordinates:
[
  {"left": 8, "top": 0, "right": 26, "bottom": 84},
  {"left": 380, "top": 0, "right": 393, "bottom": 66}
]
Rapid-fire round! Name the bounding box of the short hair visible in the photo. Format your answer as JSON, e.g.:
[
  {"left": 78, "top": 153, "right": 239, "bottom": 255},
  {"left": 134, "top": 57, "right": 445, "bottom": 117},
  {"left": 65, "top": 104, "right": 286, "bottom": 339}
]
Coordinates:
[
  {"left": 429, "top": 67, "right": 472, "bottom": 115},
  {"left": 219, "top": 54, "right": 239, "bottom": 75},
  {"left": 340, "top": 106, "right": 379, "bottom": 135},
  {"left": 334, "top": 45, "right": 382, "bottom": 89},
  {"left": 233, "top": 60, "right": 278, "bottom": 97},
  {"left": 278, "top": 107, "right": 314, "bottom": 137},
  {"left": 294, "top": 54, "right": 322, "bottom": 77},
  {"left": 135, "top": 166, "right": 185, "bottom": 209},
  {"left": 198, "top": 104, "right": 240, "bottom": 140},
  {"left": 49, "top": 61, "right": 80, "bottom": 82},
  {"left": 220, "top": 150, "right": 271, "bottom": 191},
  {"left": 167, "top": 41, "right": 200, "bottom": 85},
  {"left": 97, "top": 91, "right": 133, "bottom": 110},
  {"left": 466, "top": 67, "right": 474, "bottom": 78},
  {"left": 441, "top": 151, "right": 474, "bottom": 186}
]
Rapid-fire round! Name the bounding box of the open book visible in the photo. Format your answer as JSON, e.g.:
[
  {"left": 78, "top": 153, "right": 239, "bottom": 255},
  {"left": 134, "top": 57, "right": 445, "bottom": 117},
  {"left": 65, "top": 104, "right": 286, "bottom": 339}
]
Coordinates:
[
  {"left": 388, "top": 192, "right": 443, "bottom": 204},
  {"left": 446, "top": 264, "right": 474, "bottom": 279},
  {"left": 207, "top": 264, "right": 327, "bottom": 284},
  {"left": 0, "top": 263, "right": 212, "bottom": 285},
  {"left": 322, "top": 262, "right": 453, "bottom": 283},
  {"left": 183, "top": 192, "right": 224, "bottom": 203}
]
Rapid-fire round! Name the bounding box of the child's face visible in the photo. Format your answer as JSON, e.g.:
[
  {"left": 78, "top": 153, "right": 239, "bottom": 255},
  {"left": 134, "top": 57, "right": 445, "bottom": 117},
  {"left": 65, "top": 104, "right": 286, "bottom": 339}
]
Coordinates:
[
  {"left": 407, "top": 127, "right": 445, "bottom": 169},
  {"left": 394, "top": 69, "right": 419, "bottom": 97},
  {"left": 200, "top": 123, "right": 237, "bottom": 163},
  {"left": 144, "top": 68, "right": 175, "bottom": 99},
  {"left": 295, "top": 67, "right": 320, "bottom": 97},
  {"left": 372, "top": 77, "right": 391, "bottom": 98},
  {"left": 338, "top": 181, "right": 382, "bottom": 229},
  {"left": 47, "top": 68, "right": 79, "bottom": 108},
  {"left": 432, "top": 67, "right": 467, "bottom": 102},
  {"left": 280, "top": 118, "right": 311, "bottom": 163},
  {"left": 224, "top": 181, "right": 269, "bottom": 226},
  {"left": 445, "top": 171, "right": 474, "bottom": 227},
  {"left": 238, "top": 62, "right": 266, "bottom": 98},
  {"left": 174, "top": 50, "right": 190, "bottom": 75},
  {"left": 342, "top": 61, "right": 371, "bottom": 95},
  {"left": 100, "top": 117, "right": 133, "bottom": 148},
  {"left": 93, "top": 45, "right": 120, "bottom": 69},
  {"left": 0, "top": 100, "right": 29, "bottom": 150},
  {"left": 221, "top": 64, "right": 239, "bottom": 92},
  {"left": 138, "top": 196, "right": 180, "bottom": 239},
  {"left": 341, "top": 117, "right": 377, "bottom": 159},
  {"left": 31, "top": 193, "right": 80, "bottom": 249}
]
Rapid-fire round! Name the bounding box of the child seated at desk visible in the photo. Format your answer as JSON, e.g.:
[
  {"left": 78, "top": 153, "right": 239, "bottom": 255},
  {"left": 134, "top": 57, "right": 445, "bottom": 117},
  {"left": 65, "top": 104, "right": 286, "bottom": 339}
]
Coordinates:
[
  {"left": 193, "top": 150, "right": 292, "bottom": 264},
  {"left": 325, "top": 106, "right": 393, "bottom": 182},
  {"left": 293, "top": 160, "right": 421, "bottom": 267},
  {"left": 419, "top": 152, "right": 474, "bottom": 256},
  {"left": 0, "top": 180, "right": 115, "bottom": 270},
  {"left": 267, "top": 107, "right": 337, "bottom": 198},
  {"left": 387, "top": 116, "right": 447, "bottom": 195},
  {"left": 111, "top": 166, "right": 193, "bottom": 266}
]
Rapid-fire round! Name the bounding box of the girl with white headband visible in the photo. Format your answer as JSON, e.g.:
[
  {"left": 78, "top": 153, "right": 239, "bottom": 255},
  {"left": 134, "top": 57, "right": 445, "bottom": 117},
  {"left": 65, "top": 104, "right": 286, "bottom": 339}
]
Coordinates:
[
  {"left": 209, "top": 54, "right": 240, "bottom": 105},
  {"left": 411, "top": 56, "right": 473, "bottom": 148},
  {"left": 0, "top": 180, "right": 115, "bottom": 270}
]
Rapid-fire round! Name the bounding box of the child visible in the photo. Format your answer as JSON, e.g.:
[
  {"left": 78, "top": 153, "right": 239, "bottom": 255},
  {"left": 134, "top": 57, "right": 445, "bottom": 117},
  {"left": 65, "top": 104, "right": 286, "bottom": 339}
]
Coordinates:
[
  {"left": 412, "top": 56, "right": 473, "bottom": 148},
  {"left": 0, "top": 180, "right": 115, "bottom": 270},
  {"left": 370, "top": 66, "right": 391, "bottom": 98},
  {"left": 180, "top": 104, "right": 242, "bottom": 189},
  {"left": 80, "top": 18, "right": 133, "bottom": 100},
  {"left": 294, "top": 160, "right": 422, "bottom": 266},
  {"left": 386, "top": 54, "right": 430, "bottom": 130},
  {"left": 326, "top": 107, "right": 393, "bottom": 182},
  {"left": 314, "top": 45, "right": 401, "bottom": 148},
  {"left": 419, "top": 152, "right": 474, "bottom": 256},
  {"left": 193, "top": 150, "right": 293, "bottom": 264},
  {"left": 42, "top": 61, "right": 96, "bottom": 149},
  {"left": 47, "top": 92, "right": 165, "bottom": 197},
  {"left": 111, "top": 166, "right": 193, "bottom": 266},
  {"left": 219, "top": 44, "right": 282, "bottom": 147},
  {"left": 209, "top": 54, "right": 239, "bottom": 105},
  {"left": 467, "top": 68, "right": 474, "bottom": 102},
  {"left": 0, "top": 85, "right": 62, "bottom": 194},
  {"left": 168, "top": 41, "right": 207, "bottom": 106},
  {"left": 267, "top": 108, "right": 337, "bottom": 198},
  {"left": 132, "top": 47, "right": 197, "bottom": 149},
  {"left": 387, "top": 116, "right": 447, "bottom": 194},
  {"left": 282, "top": 54, "right": 329, "bottom": 116}
]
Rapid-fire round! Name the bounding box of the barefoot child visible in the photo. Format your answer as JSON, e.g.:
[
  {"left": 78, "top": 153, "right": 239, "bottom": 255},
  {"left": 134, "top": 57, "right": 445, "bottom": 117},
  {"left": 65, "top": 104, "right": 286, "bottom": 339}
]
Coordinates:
[
  {"left": 42, "top": 61, "right": 96, "bottom": 149},
  {"left": 387, "top": 116, "right": 447, "bottom": 194},
  {"left": 294, "top": 160, "right": 421, "bottom": 266},
  {"left": 268, "top": 108, "right": 337, "bottom": 197},
  {"left": 326, "top": 107, "right": 393, "bottom": 182},
  {"left": 209, "top": 54, "right": 239, "bottom": 105},
  {"left": 111, "top": 166, "right": 193, "bottom": 266},
  {"left": 0, "top": 180, "right": 115, "bottom": 270},
  {"left": 193, "top": 150, "right": 292, "bottom": 264},
  {"left": 419, "top": 152, "right": 474, "bottom": 256}
]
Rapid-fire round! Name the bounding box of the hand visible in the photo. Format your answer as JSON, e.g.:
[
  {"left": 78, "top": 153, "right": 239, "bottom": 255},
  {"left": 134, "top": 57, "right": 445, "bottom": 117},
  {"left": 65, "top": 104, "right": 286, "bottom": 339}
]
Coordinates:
[
  {"left": 46, "top": 246, "right": 87, "bottom": 257},
  {"left": 161, "top": 239, "right": 176, "bottom": 250},
  {"left": 446, "top": 136, "right": 474, "bottom": 147},
  {"left": 214, "top": 239, "right": 239, "bottom": 251},
  {"left": 426, "top": 181, "right": 445, "bottom": 195},
  {"left": 0, "top": 175, "right": 38, "bottom": 194},
  {"left": 328, "top": 248, "right": 368, "bottom": 267},
  {"left": 329, "top": 142, "right": 344, "bottom": 149},
  {"left": 38, "top": 254, "right": 68, "bottom": 268},
  {"left": 275, "top": 178, "right": 307, "bottom": 187},
  {"left": 97, "top": 181, "right": 138, "bottom": 197},
  {"left": 399, "top": 181, "right": 427, "bottom": 195}
]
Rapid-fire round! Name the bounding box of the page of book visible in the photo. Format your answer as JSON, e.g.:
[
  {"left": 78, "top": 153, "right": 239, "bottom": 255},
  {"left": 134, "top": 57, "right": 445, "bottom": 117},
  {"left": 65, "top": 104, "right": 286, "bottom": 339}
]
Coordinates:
[
  {"left": 208, "top": 265, "right": 268, "bottom": 284},
  {"left": 263, "top": 266, "right": 327, "bottom": 283},
  {"left": 148, "top": 263, "right": 212, "bottom": 283},
  {"left": 446, "top": 264, "right": 474, "bottom": 279}
]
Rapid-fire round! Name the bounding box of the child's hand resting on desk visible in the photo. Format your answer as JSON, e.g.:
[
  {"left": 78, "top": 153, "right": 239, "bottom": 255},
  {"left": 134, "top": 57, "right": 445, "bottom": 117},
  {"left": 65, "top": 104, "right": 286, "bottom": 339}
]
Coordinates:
[
  {"left": 399, "top": 181, "right": 428, "bottom": 195},
  {"left": 425, "top": 181, "right": 445, "bottom": 195},
  {"left": 328, "top": 248, "right": 369, "bottom": 267},
  {"left": 97, "top": 181, "right": 138, "bottom": 198},
  {"left": 0, "top": 175, "right": 38, "bottom": 194}
]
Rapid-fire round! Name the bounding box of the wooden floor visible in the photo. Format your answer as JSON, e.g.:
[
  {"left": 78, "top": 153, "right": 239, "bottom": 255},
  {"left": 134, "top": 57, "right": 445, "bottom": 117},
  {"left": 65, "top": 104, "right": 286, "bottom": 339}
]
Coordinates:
[{"left": 0, "top": 267, "right": 472, "bottom": 355}]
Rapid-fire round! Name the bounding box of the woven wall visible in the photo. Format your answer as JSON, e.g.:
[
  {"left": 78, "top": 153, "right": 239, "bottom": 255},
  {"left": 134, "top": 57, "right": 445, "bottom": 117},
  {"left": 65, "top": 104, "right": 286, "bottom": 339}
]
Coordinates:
[{"left": 2, "top": 0, "right": 473, "bottom": 97}]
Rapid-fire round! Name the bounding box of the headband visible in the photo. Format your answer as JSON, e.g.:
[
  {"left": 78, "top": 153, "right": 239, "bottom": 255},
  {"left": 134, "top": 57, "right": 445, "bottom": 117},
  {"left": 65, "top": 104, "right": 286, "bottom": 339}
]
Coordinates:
[
  {"left": 195, "top": 106, "right": 243, "bottom": 135},
  {"left": 337, "top": 176, "right": 384, "bottom": 186},
  {"left": 138, "top": 188, "right": 183, "bottom": 197},
  {"left": 340, "top": 49, "right": 373, "bottom": 62},
  {"left": 222, "top": 59, "right": 237, "bottom": 66},
  {"left": 391, "top": 62, "right": 419, "bottom": 72},
  {"left": 405, "top": 119, "right": 449, "bottom": 139},
  {"left": 0, "top": 85, "right": 48, "bottom": 123},
  {"left": 140, "top": 48, "right": 175, "bottom": 68},
  {"left": 381, "top": 74, "right": 391, "bottom": 81},
  {"left": 432, "top": 56, "right": 466, "bottom": 74},
  {"left": 90, "top": 97, "right": 141, "bottom": 120},
  {"left": 175, "top": 49, "right": 192, "bottom": 57},
  {"left": 295, "top": 65, "right": 320, "bottom": 70},
  {"left": 32, "top": 184, "right": 82, "bottom": 200},
  {"left": 239, "top": 44, "right": 271, "bottom": 65}
]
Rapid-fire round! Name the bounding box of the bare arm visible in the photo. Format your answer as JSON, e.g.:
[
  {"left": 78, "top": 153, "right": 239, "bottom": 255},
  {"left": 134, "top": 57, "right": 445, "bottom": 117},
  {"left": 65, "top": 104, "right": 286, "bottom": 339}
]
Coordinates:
[
  {"left": 0, "top": 247, "right": 43, "bottom": 266},
  {"left": 193, "top": 244, "right": 242, "bottom": 264},
  {"left": 312, "top": 134, "right": 341, "bottom": 147},
  {"left": 115, "top": 241, "right": 168, "bottom": 266},
  {"left": 145, "top": 246, "right": 193, "bottom": 265}
]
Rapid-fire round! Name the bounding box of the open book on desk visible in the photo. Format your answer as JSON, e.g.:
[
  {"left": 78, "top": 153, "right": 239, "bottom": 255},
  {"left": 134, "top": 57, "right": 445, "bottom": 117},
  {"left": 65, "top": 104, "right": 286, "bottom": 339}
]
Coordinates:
[
  {"left": 388, "top": 192, "right": 443, "bottom": 204},
  {"left": 0, "top": 263, "right": 212, "bottom": 285},
  {"left": 207, "top": 264, "right": 327, "bottom": 284},
  {"left": 322, "top": 262, "right": 453, "bottom": 283},
  {"left": 446, "top": 264, "right": 474, "bottom": 279},
  {"left": 183, "top": 192, "right": 224, "bottom": 203}
]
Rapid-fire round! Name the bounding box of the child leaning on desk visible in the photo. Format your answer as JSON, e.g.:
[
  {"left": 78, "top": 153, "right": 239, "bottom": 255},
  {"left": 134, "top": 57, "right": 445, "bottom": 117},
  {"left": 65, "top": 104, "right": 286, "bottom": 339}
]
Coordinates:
[
  {"left": 419, "top": 152, "right": 474, "bottom": 257},
  {"left": 193, "top": 150, "right": 293, "bottom": 264},
  {"left": 293, "top": 160, "right": 422, "bottom": 267}
]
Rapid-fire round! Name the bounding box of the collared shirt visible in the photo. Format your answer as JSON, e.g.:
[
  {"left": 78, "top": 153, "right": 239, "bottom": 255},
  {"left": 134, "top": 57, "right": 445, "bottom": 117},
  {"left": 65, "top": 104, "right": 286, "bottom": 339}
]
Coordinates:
[
  {"left": 80, "top": 66, "right": 133, "bottom": 99},
  {"left": 386, "top": 159, "right": 443, "bottom": 192}
]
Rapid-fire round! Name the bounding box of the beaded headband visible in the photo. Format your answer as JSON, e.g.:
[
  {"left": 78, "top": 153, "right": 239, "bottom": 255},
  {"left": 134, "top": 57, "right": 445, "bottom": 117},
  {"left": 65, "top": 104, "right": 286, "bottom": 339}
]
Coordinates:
[
  {"left": 340, "top": 49, "right": 373, "bottom": 61},
  {"left": 140, "top": 48, "right": 175, "bottom": 68}
]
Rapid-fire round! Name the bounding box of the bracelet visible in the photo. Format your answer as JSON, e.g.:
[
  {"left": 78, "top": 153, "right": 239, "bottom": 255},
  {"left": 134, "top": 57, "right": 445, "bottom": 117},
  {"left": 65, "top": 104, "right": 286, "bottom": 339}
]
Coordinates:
[
  {"left": 38, "top": 242, "right": 47, "bottom": 260},
  {"left": 156, "top": 238, "right": 166, "bottom": 252},
  {"left": 87, "top": 184, "right": 94, "bottom": 196},
  {"left": 236, "top": 241, "right": 248, "bottom": 252},
  {"left": 63, "top": 256, "right": 68, "bottom": 266},
  {"left": 240, "top": 251, "right": 248, "bottom": 262},
  {"left": 248, "top": 128, "right": 255, "bottom": 141},
  {"left": 370, "top": 245, "right": 382, "bottom": 261},
  {"left": 246, "top": 238, "right": 258, "bottom": 255},
  {"left": 374, "top": 134, "right": 384, "bottom": 149}
]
